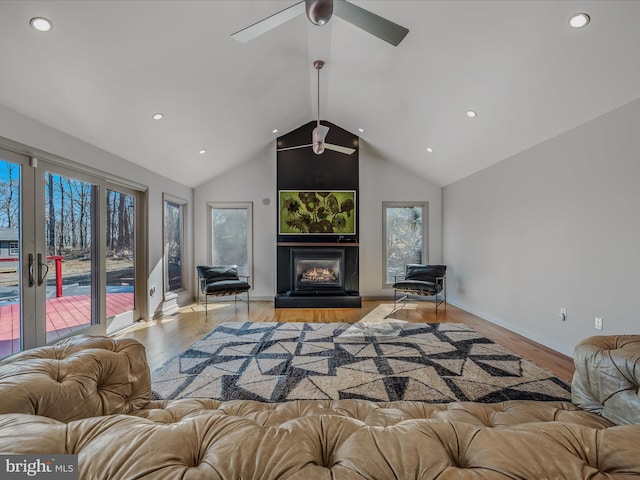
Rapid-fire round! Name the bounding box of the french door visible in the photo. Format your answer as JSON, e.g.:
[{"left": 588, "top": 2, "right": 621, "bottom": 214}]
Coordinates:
[{"left": 0, "top": 148, "right": 105, "bottom": 358}]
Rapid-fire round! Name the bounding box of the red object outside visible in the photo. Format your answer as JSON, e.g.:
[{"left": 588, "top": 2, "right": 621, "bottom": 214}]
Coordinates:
[
  {"left": 49, "top": 256, "right": 63, "bottom": 297},
  {"left": 0, "top": 255, "right": 64, "bottom": 298}
]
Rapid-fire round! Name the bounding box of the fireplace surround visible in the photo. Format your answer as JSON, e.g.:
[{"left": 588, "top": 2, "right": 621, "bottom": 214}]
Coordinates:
[
  {"left": 275, "top": 243, "right": 360, "bottom": 307},
  {"left": 275, "top": 121, "right": 360, "bottom": 308}
]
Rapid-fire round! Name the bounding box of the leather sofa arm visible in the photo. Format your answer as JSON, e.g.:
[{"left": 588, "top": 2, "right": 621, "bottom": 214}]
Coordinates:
[
  {"left": 571, "top": 335, "right": 640, "bottom": 425},
  {"left": 0, "top": 335, "right": 150, "bottom": 422}
]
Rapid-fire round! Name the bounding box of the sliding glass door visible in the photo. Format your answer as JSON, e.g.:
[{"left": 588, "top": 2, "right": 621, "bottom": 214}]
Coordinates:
[
  {"left": 0, "top": 149, "right": 129, "bottom": 359},
  {"left": 41, "top": 168, "right": 101, "bottom": 344},
  {"left": 105, "top": 186, "right": 138, "bottom": 334},
  {"left": 0, "top": 143, "right": 150, "bottom": 359},
  {"left": 0, "top": 150, "right": 34, "bottom": 358}
]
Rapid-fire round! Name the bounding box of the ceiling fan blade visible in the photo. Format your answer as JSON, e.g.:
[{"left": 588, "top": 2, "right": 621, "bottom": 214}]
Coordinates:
[
  {"left": 324, "top": 143, "right": 356, "bottom": 155},
  {"left": 231, "top": 1, "right": 305, "bottom": 43},
  {"left": 333, "top": 0, "right": 409, "bottom": 46},
  {"left": 277, "top": 143, "right": 314, "bottom": 152}
]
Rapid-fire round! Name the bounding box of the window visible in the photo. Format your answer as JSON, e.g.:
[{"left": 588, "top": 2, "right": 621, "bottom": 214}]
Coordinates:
[
  {"left": 163, "top": 195, "right": 187, "bottom": 293},
  {"left": 209, "top": 202, "right": 252, "bottom": 279},
  {"left": 383, "top": 202, "right": 428, "bottom": 286},
  {"left": 9, "top": 242, "right": 18, "bottom": 255}
]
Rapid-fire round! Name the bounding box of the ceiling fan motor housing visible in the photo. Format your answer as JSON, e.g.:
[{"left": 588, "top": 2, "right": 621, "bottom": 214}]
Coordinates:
[{"left": 306, "top": 0, "right": 334, "bottom": 25}]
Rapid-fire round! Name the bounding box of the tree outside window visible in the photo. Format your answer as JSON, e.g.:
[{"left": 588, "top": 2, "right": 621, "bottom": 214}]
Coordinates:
[
  {"left": 383, "top": 203, "right": 428, "bottom": 285},
  {"left": 210, "top": 203, "right": 252, "bottom": 279}
]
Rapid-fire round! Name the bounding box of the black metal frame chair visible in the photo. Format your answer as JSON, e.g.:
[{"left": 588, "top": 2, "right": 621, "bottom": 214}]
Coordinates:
[
  {"left": 196, "top": 265, "right": 250, "bottom": 317},
  {"left": 387, "top": 264, "right": 446, "bottom": 317}
]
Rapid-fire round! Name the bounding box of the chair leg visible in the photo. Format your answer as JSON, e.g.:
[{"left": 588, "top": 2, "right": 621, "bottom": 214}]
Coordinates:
[
  {"left": 205, "top": 293, "right": 208, "bottom": 317},
  {"left": 236, "top": 290, "right": 250, "bottom": 312},
  {"left": 386, "top": 290, "right": 406, "bottom": 318}
]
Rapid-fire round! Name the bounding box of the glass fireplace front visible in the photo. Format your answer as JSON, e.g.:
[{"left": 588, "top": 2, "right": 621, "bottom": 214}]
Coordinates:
[{"left": 291, "top": 249, "right": 345, "bottom": 292}]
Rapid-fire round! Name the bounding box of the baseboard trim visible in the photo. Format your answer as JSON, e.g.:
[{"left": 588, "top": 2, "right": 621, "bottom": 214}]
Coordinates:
[{"left": 446, "top": 299, "right": 571, "bottom": 357}]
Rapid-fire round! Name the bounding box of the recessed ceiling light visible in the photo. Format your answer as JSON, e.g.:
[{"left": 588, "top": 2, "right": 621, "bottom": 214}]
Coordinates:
[
  {"left": 358, "top": 128, "right": 365, "bottom": 133},
  {"left": 272, "top": 128, "right": 279, "bottom": 134},
  {"left": 152, "top": 113, "right": 164, "bottom": 120},
  {"left": 30, "top": 17, "right": 52, "bottom": 32},
  {"left": 569, "top": 13, "right": 590, "bottom": 28},
  {"left": 466, "top": 110, "right": 477, "bottom": 118},
  {"left": 426, "top": 147, "right": 433, "bottom": 153},
  {"left": 199, "top": 149, "right": 207, "bottom": 155}
]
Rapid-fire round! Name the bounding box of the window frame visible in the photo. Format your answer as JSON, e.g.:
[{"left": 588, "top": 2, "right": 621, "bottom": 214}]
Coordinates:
[
  {"left": 9, "top": 242, "right": 19, "bottom": 255},
  {"left": 382, "top": 201, "right": 429, "bottom": 288},
  {"left": 208, "top": 201, "right": 253, "bottom": 284},
  {"left": 163, "top": 193, "right": 188, "bottom": 296}
]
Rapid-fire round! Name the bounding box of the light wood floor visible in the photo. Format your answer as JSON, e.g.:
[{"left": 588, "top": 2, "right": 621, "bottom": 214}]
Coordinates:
[{"left": 115, "top": 300, "right": 575, "bottom": 382}]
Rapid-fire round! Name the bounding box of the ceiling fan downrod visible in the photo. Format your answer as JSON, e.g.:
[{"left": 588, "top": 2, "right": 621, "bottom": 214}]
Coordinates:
[
  {"left": 314, "top": 60, "right": 324, "bottom": 130},
  {"left": 313, "top": 60, "right": 325, "bottom": 154}
]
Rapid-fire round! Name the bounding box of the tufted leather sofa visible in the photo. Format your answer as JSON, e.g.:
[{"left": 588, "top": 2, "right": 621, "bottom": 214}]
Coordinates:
[{"left": 1, "top": 334, "right": 639, "bottom": 479}]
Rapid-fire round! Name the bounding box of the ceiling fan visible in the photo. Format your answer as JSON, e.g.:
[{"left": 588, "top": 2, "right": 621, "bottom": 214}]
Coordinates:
[
  {"left": 277, "top": 60, "right": 356, "bottom": 156},
  {"left": 231, "top": 0, "right": 409, "bottom": 46}
]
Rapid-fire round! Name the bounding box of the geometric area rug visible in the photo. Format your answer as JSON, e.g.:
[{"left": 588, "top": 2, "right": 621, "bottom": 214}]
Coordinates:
[{"left": 151, "top": 322, "right": 571, "bottom": 403}]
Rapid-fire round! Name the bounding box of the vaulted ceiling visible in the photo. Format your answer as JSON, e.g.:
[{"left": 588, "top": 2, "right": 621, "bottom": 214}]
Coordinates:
[{"left": 1, "top": 1, "right": 639, "bottom": 188}]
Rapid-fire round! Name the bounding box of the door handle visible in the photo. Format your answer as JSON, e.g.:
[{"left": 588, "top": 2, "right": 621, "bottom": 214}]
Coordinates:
[
  {"left": 28, "top": 253, "right": 35, "bottom": 287},
  {"left": 37, "top": 253, "right": 49, "bottom": 286}
]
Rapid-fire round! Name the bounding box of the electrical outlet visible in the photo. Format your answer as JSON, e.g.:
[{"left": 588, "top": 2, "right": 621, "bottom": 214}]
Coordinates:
[
  {"left": 558, "top": 308, "right": 567, "bottom": 321},
  {"left": 595, "top": 316, "right": 603, "bottom": 330}
]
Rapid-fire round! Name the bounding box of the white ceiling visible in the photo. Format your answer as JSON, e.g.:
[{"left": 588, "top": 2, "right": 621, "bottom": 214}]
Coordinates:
[{"left": 1, "top": 1, "right": 639, "bottom": 188}]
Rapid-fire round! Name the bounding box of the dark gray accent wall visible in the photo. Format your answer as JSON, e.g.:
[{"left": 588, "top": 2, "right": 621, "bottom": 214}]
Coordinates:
[{"left": 276, "top": 120, "right": 359, "bottom": 243}]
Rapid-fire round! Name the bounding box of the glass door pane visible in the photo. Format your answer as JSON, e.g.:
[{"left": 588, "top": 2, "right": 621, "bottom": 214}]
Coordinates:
[
  {"left": 44, "top": 171, "right": 99, "bottom": 343},
  {"left": 105, "top": 188, "right": 136, "bottom": 334},
  {"left": 0, "top": 156, "right": 25, "bottom": 358}
]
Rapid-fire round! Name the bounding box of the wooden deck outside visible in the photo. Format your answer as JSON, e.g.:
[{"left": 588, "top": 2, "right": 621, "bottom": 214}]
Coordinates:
[{"left": 0, "top": 293, "right": 133, "bottom": 358}]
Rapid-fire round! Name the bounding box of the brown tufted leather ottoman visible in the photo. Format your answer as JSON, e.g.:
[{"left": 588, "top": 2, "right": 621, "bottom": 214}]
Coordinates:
[
  {"left": 1, "top": 334, "right": 639, "bottom": 479},
  {"left": 572, "top": 335, "right": 640, "bottom": 425}
]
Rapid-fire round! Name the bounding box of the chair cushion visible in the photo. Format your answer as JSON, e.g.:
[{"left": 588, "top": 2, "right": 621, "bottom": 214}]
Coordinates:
[
  {"left": 204, "top": 280, "right": 250, "bottom": 295},
  {"left": 392, "top": 280, "right": 442, "bottom": 296},
  {"left": 197, "top": 265, "right": 239, "bottom": 281},
  {"left": 405, "top": 264, "right": 446, "bottom": 281}
]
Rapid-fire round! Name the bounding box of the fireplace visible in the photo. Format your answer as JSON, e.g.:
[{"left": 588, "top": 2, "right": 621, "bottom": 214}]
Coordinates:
[
  {"left": 276, "top": 244, "right": 360, "bottom": 307},
  {"left": 291, "top": 249, "right": 344, "bottom": 293}
]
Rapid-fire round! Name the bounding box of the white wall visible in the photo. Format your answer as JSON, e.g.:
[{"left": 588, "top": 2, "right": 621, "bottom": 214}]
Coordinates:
[
  {"left": 359, "top": 142, "right": 442, "bottom": 297},
  {"left": 193, "top": 139, "right": 442, "bottom": 299},
  {"left": 443, "top": 98, "right": 640, "bottom": 356},
  {"left": 193, "top": 144, "right": 278, "bottom": 299},
  {"left": 0, "top": 104, "right": 194, "bottom": 318}
]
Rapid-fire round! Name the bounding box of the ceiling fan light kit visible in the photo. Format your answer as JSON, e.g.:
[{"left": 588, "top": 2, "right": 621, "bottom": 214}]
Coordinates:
[{"left": 232, "top": 0, "right": 409, "bottom": 46}]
